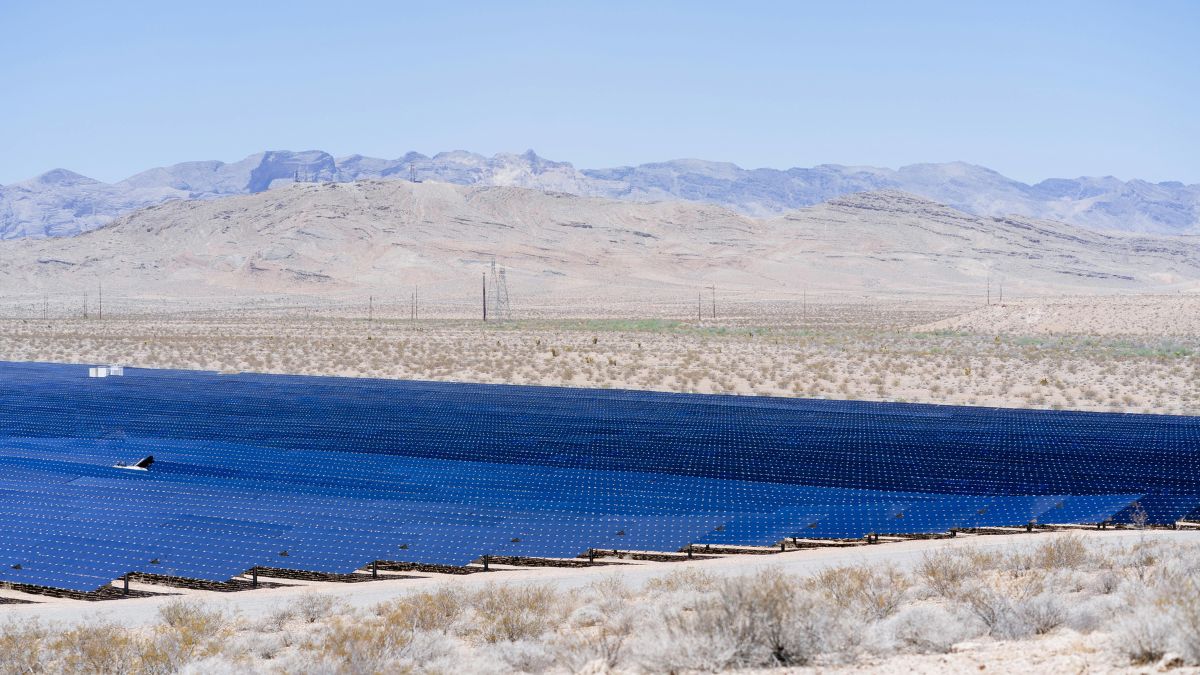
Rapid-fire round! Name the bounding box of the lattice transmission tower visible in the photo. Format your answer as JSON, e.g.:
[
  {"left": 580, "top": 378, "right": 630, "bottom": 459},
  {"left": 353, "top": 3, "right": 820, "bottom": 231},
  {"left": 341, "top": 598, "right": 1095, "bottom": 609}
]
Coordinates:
[{"left": 490, "top": 258, "right": 511, "bottom": 320}]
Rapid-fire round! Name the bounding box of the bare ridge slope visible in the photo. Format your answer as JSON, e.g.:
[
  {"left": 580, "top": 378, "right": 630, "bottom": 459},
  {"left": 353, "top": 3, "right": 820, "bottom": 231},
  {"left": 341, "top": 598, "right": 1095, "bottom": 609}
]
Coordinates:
[
  {"left": 1, "top": 181, "right": 1198, "bottom": 304},
  {"left": 4, "top": 150, "right": 1197, "bottom": 239}
]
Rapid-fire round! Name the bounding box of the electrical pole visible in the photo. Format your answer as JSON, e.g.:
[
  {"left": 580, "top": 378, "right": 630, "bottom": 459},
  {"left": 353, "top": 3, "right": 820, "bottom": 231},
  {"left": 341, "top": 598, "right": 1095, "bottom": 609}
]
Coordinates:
[
  {"left": 999, "top": 280, "right": 1004, "bottom": 305},
  {"left": 482, "top": 273, "right": 488, "bottom": 322},
  {"left": 368, "top": 295, "right": 373, "bottom": 322},
  {"left": 697, "top": 291, "right": 702, "bottom": 322},
  {"left": 710, "top": 284, "right": 716, "bottom": 320},
  {"left": 987, "top": 277, "right": 991, "bottom": 306},
  {"left": 98, "top": 281, "right": 102, "bottom": 320}
]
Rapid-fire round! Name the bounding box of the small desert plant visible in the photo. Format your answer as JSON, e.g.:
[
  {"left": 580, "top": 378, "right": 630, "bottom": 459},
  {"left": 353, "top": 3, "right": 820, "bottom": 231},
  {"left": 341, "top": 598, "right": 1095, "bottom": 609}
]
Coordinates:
[
  {"left": 51, "top": 621, "right": 147, "bottom": 675},
  {"left": 870, "top": 603, "right": 978, "bottom": 654},
  {"left": 466, "top": 584, "right": 565, "bottom": 643},
  {"left": 812, "top": 563, "right": 911, "bottom": 620},
  {"left": 643, "top": 567, "right": 718, "bottom": 594},
  {"left": 291, "top": 593, "right": 341, "bottom": 624},
  {"left": 646, "top": 568, "right": 837, "bottom": 670},
  {"left": 141, "top": 601, "right": 230, "bottom": 672},
  {"left": 915, "top": 550, "right": 975, "bottom": 598},
  {"left": 376, "top": 587, "right": 465, "bottom": 634},
  {"left": 1028, "top": 534, "right": 1089, "bottom": 571},
  {"left": 0, "top": 621, "right": 49, "bottom": 675}
]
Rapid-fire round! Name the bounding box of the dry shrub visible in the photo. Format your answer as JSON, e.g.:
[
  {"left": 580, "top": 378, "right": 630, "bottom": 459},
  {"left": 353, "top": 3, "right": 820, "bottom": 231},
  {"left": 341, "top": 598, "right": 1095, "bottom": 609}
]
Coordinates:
[
  {"left": 291, "top": 593, "right": 342, "bottom": 624},
  {"left": 871, "top": 603, "right": 978, "bottom": 654},
  {"left": 0, "top": 621, "right": 48, "bottom": 675},
  {"left": 50, "top": 621, "right": 145, "bottom": 675},
  {"left": 556, "top": 576, "right": 638, "bottom": 670},
  {"left": 642, "top": 567, "right": 719, "bottom": 594},
  {"left": 812, "top": 564, "right": 911, "bottom": 620},
  {"left": 467, "top": 584, "right": 565, "bottom": 644},
  {"left": 1027, "top": 534, "right": 1089, "bottom": 571},
  {"left": 915, "top": 550, "right": 975, "bottom": 598},
  {"left": 307, "top": 592, "right": 464, "bottom": 674},
  {"left": 141, "top": 601, "right": 230, "bottom": 672},
  {"left": 1115, "top": 560, "right": 1200, "bottom": 665},
  {"left": 644, "top": 568, "right": 837, "bottom": 671},
  {"left": 1114, "top": 602, "right": 1175, "bottom": 665},
  {"left": 953, "top": 572, "right": 1065, "bottom": 640},
  {"left": 312, "top": 615, "right": 419, "bottom": 673},
  {"left": 376, "top": 587, "right": 465, "bottom": 633}
]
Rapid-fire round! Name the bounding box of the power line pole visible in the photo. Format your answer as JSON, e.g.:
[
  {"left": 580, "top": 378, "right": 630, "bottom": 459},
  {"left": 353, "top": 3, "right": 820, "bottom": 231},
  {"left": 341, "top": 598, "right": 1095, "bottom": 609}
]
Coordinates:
[
  {"left": 482, "top": 273, "right": 488, "bottom": 322},
  {"left": 697, "top": 291, "right": 702, "bottom": 322},
  {"left": 709, "top": 284, "right": 716, "bottom": 320},
  {"left": 98, "top": 281, "right": 103, "bottom": 320},
  {"left": 368, "top": 295, "right": 373, "bottom": 322}
]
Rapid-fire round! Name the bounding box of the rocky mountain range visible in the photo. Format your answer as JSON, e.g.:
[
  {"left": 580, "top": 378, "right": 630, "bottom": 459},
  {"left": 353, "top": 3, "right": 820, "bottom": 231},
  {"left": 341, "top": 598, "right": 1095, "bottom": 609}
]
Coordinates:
[
  {"left": 2, "top": 182, "right": 1197, "bottom": 308},
  {"left": 2, "top": 150, "right": 1197, "bottom": 239}
]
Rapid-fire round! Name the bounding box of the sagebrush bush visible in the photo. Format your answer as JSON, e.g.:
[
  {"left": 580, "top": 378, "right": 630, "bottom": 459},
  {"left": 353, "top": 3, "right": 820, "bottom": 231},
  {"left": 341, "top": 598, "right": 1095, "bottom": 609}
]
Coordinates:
[
  {"left": 643, "top": 568, "right": 838, "bottom": 671},
  {"left": 51, "top": 621, "right": 145, "bottom": 675},
  {"left": 466, "top": 584, "right": 565, "bottom": 644},
  {"left": 869, "top": 603, "right": 979, "bottom": 654},
  {"left": 915, "top": 549, "right": 974, "bottom": 599},
  {"left": 812, "top": 563, "right": 911, "bottom": 620},
  {"left": 376, "top": 587, "right": 465, "bottom": 634},
  {"left": 142, "top": 601, "right": 230, "bottom": 673},
  {"left": 0, "top": 621, "right": 49, "bottom": 675},
  {"left": 291, "top": 593, "right": 342, "bottom": 624}
]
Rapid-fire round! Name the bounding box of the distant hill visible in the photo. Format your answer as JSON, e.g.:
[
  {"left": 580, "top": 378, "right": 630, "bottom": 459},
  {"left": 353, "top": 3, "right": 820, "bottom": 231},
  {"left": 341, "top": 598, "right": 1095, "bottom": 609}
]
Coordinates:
[
  {"left": 2, "top": 150, "right": 1197, "bottom": 239},
  {"left": 2, "top": 181, "right": 1197, "bottom": 304}
]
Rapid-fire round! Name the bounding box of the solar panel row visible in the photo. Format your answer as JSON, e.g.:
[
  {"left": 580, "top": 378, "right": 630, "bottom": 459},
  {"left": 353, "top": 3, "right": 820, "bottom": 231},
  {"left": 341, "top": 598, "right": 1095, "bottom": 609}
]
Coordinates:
[{"left": 0, "top": 361, "right": 1197, "bottom": 592}]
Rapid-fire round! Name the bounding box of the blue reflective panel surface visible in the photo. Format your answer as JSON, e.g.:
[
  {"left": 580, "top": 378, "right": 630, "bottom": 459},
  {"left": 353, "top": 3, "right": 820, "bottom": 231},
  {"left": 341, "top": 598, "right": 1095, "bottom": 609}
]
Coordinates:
[{"left": 1, "top": 360, "right": 1198, "bottom": 591}]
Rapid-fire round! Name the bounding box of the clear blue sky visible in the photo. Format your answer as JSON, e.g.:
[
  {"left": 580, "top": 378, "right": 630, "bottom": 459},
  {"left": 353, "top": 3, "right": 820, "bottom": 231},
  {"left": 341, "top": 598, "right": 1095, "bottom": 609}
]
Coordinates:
[{"left": 1, "top": 1, "right": 1197, "bottom": 185}]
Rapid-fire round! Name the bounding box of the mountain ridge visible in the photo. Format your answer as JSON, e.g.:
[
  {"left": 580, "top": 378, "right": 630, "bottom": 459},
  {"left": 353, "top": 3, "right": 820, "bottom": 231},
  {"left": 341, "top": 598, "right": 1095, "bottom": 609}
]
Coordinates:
[
  {"left": 2, "top": 182, "right": 1198, "bottom": 306},
  {"left": 2, "top": 150, "right": 1197, "bottom": 240}
]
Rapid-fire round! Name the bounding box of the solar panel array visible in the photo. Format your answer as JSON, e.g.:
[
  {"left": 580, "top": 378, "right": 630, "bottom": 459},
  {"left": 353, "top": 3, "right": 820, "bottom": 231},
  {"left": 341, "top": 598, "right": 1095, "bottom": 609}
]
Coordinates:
[{"left": 0, "top": 360, "right": 1197, "bottom": 592}]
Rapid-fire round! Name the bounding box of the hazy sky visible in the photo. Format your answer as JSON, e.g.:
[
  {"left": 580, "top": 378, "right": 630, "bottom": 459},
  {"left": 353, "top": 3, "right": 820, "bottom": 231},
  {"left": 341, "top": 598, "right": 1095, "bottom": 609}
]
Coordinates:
[{"left": 2, "top": 1, "right": 1197, "bottom": 185}]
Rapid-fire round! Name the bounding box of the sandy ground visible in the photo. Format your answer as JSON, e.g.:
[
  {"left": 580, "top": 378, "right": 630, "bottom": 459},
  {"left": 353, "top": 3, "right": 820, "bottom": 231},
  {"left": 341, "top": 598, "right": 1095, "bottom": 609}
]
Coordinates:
[{"left": 921, "top": 294, "right": 1200, "bottom": 337}]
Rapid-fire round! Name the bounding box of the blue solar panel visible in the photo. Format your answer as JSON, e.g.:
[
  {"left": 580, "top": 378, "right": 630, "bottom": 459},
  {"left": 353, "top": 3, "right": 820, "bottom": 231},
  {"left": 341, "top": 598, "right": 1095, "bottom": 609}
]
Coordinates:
[{"left": 1, "top": 360, "right": 1198, "bottom": 592}]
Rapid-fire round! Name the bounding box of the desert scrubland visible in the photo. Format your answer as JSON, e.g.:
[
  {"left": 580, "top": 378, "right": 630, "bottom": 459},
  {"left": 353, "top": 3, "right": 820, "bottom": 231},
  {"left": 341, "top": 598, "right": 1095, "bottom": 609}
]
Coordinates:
[
  {"left": 1, "top": 294, "right": 1197, "bottom": 415},
  {"left": 3, "top": 533, "right": 1200, "bottom": 674}
]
